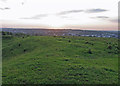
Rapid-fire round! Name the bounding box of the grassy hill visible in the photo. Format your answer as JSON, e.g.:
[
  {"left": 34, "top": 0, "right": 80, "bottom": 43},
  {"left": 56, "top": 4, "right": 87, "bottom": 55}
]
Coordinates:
[{"left": 2, "top": 35, "right": 119, "bottom": 84}]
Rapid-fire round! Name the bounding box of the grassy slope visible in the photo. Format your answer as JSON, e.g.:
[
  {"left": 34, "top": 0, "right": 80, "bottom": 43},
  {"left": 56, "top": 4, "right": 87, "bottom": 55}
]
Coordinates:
[{"left": 2, "top": 36, "right": 118, "bottom": 84}]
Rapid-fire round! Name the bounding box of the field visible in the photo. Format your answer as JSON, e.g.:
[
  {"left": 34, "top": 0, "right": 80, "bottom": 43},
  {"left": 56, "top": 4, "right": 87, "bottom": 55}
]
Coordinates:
[{"left": 2, "top": 34, "right": 119, "bottom": 84}]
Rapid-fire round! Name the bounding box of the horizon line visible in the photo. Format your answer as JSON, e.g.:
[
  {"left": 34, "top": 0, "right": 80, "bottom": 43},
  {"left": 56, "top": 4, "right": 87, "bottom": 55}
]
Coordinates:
[{"left": 1, "top": 27, "right": 119, "bottom": 31}]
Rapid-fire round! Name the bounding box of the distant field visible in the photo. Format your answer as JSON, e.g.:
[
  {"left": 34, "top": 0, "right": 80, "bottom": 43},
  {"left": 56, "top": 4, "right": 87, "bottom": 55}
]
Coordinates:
[{"left": 2, "top": 35, "right": 119, "bottom": 84}]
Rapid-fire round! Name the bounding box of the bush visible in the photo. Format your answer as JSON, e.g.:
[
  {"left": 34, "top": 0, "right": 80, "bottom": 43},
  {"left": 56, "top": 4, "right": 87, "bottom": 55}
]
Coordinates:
[
  {"left": 88, "top": 49, "right": 92, "bottom": 54},
  {"left": 2, "top": 35, "right": 13, "bottom": 39},
  {"left": 107, "top": 45, "right": 112, "bottom": 49}
]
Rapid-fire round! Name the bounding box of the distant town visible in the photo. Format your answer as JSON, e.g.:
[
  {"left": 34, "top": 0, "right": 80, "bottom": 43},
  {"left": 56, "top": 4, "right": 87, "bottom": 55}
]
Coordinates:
[{"left": 1, "top": 28, "right": 119, "bottom": 38}]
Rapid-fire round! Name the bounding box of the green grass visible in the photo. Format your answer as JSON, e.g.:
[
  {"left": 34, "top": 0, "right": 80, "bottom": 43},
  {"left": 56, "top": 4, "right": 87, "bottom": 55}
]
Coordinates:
[{"left": 2, "top": 35, "right": 119, "bottom": 84}]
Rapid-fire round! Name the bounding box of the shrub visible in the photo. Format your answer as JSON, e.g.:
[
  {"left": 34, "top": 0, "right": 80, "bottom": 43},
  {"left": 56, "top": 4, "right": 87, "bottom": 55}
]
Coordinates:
[
  {"left": 107, "top": 45, "right": 112, "bottom": 49},
  {"left": 88, "top": 49, "right": 92, "bottom": 54},
  {"left": 68, "top": 40, "right": 71, "bottom": 42}
]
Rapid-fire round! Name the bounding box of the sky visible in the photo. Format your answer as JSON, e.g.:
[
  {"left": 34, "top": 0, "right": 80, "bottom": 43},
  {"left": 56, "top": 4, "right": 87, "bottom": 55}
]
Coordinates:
[{"left": 0, "top": 0, "right": 119, "bottom": 31}]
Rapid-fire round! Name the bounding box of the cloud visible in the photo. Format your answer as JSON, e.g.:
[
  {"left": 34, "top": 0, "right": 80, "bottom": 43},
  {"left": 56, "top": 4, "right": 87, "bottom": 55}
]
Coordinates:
[
  {"left": 109, "top": 18, "right": 118, "bottom": 23},
  {"left": 0, "top": 8, "right": 3, "bottom": 10},
  {"left": 4, "top": 7, "right": 10, "bottom": 9},
  {"left": 90, "top": 16, "right": 118, "bottom": 24},
  {"left": 95, "top": 16, "right": 109, "bottom": 18},
  {"left": 21, "top": 14, "right": 48, "bottom": 19},
  {"left": 0, "top": 7, "right": 10, "bottom": 10},
  {"left": 0, "top": 0, "right": 7, "bottom": 2},
  {"left": 85, "top": 8, "right": 108, "bottom": 13},
  {"left": 91, "top": 16, "right": 109, "bottom": 19},
  {"left": 57, "top": 10, "right": 84, "bottom": 15},
  {"left": 57, "top": 8, "right": 108, "bottom": 15},
  {"left": 95, "top": 17, "right": 118, "bottom": 23}
]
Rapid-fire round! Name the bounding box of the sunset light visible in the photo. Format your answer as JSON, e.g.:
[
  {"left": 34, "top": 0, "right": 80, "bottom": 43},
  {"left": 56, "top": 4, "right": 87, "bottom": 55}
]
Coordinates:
[{"left": 0, "top": 0, "right": 118, "bottom": 30}]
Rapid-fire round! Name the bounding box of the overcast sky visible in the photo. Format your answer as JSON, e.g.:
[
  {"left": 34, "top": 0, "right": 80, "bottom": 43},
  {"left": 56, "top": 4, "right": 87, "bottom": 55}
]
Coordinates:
[{"left": 0, "top": 0, "right": 119, "bottom": 30}]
